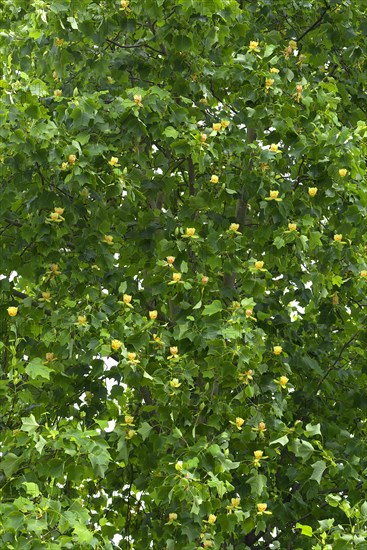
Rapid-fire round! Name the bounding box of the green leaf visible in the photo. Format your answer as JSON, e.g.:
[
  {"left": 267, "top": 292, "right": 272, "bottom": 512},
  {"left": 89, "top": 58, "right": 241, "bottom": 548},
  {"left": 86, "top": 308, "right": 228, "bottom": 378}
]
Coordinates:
[
  {"left": 273, "top": 236, "right": 285, "bottom": 249},
  {"left": 35, "top": 435, "right": 47, "bottom": 455},
  {"left": 137, "top": 422, "right": 153, "bottom": 441},
  {"left": 22, "top": 482, "right": 40, "bottom": 498},
  {"left": 360, "top": 501, "right": 367, "bottom": 518},
  {"left": 21, "top": 414, "right": 39, "bottom": 434},
  {"left": 25, "top": 357, "right": 53, "bottom": 380},
  {"left": 296, "top": 523, "right": 313, "bottom": 537},
  {"left": 202, "top": 300, "right": 222, "bottom": 316},
  {"left": 291, "top": 439, "right": 315, "bottom": 461},
  {"left": 163, "top": 126, "right": 179, "bottom": 139},
  {"left": 310, "top": 460, "right": 327, "bottom": 484},
  {"left": 73, "top": 523, "right": 94, "bottom": 544},
  {"left": 0, "top": 453, "right": 24, "bottom": 478},
  {"left": 326, "top": 494, "right": 342, "bottom": 507},
  {"left": 270, "top": 435, "right": 289, "bottom": 446},
  {"left": 247, "top": 473, "right": 267, "bottom": 496},
  {"left": 305, "top": 423, "right": 321, "bottom": 437},
  {"left": 264, "top": 44, "right": 277, "bottom": 57}
]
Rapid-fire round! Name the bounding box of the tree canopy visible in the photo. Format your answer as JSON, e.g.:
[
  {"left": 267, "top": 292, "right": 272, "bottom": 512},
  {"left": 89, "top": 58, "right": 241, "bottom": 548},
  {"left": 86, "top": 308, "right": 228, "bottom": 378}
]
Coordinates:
[{"left": 1, "top": 0, "right": 367, "bottom": 548}]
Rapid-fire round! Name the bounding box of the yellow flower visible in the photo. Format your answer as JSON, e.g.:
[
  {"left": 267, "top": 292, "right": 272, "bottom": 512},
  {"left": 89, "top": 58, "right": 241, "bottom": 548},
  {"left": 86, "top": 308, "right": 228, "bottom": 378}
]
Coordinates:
[
  {"left": 54, "top": 207, "right": 64, "bottom": 215},
  {"left": 289, "top": 40, "right": 297, "bottom": 49},
  {"left": 294, "top": 84, "right": 303, "bottom": 102},
  {"left": 288, "top": 223, "right": 297, "bottom": 231},
  {"left": 109, "top": 156, "right": 119, "bottom": 167},
  {"left": 68, "top": 154, "right": 77, "bottom": 164},
  {"left": 270, "top": 67, "right": 279, "bottom": 73},
  {"left": 235, "top": 417, "right": 245, "bottom": 429},
  {"left": 221, "top": 120, "right": 230, "bottom": 128},
  {"left": 54, "top": 89, "right": 62, "bottom": 97},
  {"left": 339, "top": 168, "right": 347, "bottom": 177},
  {"left": 170, "top": 378, "right": 181, "bottom": 389},
  {"left": 170, "top": 346, "right": 178, "bottom": 356},
  {"left": 212, "top": 123, "right": 222, "bottom": 132},
  {"left": 61, "top": 162, "right": 69, "bottom": 170},
  {"left": 265, "top": 78, "right": 274, "bottom": 88},
  {"left": 201, "top": 276, "right": 209, "bottom": 284},
  {"left": 166, "top": 256, "right": 175, "bottom": 266},
  {"left": 124, "top": 415, "right": 134, "bottom": 425},
  {"left": 121, "top": 0, "right": 129, "bottom": 8},
  {"left": 270, "top": 143, "right": 278, "bottom": 152},
  {"left": 149, "top": 310, "right": 158, "bottom": 320},
  {"left": 49, "top": 212, "right": 62, "bottom": 222},
  {"left": 279, "top": 375, "right": 289, "bottom": 387},
  {"left": 103, "top": 235, "right": 114, "bottom": 244},
  {"left": 185, "top": 227, "right": 196, "bottom": 237},
  {"left": 257, "top": 503, "right": 268, "bottom": 514},
  {"left": 245, "top": 309, "right": 253, "bottom": 317},
  {"left": 249, "top": 41, "right": 259, "bottom": 50},
  {"left": 230, "top": 223, "right": 240, "bottom": 232},
  {"left": 201, "top": 133, "right": 207, "bottom": 142},
  {"left": 266, "top": 189, "right": 282, "bottom": 202},
  {"left": 168, "top": 512, "right": 178, "bottom": 522},
  {"left": 50, "top": 263, "right": 61, "bottom": 275},
  {"left": 273, "top": 345, "right": 282, "bottom": 355},
  {"left": 258, "top": 422, "right": 266, "bottom": 432},
  {"left": 308, "top": 187, "right": 318, "bottom": 197},
  {"left": 41, "top": 291, "right": 51, "bottom": 301},
  {"left": 360, "top": 270, "right": 367, "bottom": 278},
  {"left": 111, "top": 339, "right": 122, "bottom": 351},
  {"left": 7, "top": 306, "right": 18, "bottom": 317},
  {"left": 334, "top": 234, "right": 343, "bottom": 242},
  {"left": 207, "top": 514, "right": 217, "bottom": 524},
  {"left": 55, "top": 38, "right": 64, "bottom": 47},
  {"left": 210, "top": 174, "right": 219, "bottom": 184},
  {"left": 231, "top": 497, "right": 241, "bottom": 508},
  {"left": 172, "top": 272, "right": 182, "bottom": 282},
  {"left": 255, "top": 260, "right": 264, "bottom": 269},
  {"left": 77, "top": 315, "right": 87, "bottom": 325},
  {"left": 175, "top": 461, "right": 183, "bottom": 471},
  {"left": 126, "top": 429, "right": 136, "bottom": 439},
  {"left": 127, "top": 352, "right": 136, "bottom": 362},
  {"left": 123, "top": 294, "right": 132, "bottom": 304},
  {"left": 203, "top": 541, "right": 213, "bottom": 548},
  {"left": 254, "top": 450, "right": 263, "bottom": 460},
  {"left": 45, "top": 352, "right": 56, "bottom": 362}
]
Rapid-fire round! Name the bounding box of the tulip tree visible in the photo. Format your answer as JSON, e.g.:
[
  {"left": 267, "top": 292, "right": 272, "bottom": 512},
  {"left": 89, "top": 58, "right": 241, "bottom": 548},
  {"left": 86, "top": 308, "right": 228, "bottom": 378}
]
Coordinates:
[{"left": 2, "top": 0, "right": 367, "bottom": 548}]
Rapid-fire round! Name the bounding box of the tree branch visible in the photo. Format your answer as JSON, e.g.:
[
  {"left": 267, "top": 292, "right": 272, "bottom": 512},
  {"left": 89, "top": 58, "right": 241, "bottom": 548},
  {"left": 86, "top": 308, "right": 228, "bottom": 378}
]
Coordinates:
[
  {"left": 316, "top": 332, "right": 359, "bottom": 393},
  {"left": 297, "top": 6, "right": 330, "bottom": 42},
  {"left": 106, "top": 38, "right": 162, "bottom": 55}
]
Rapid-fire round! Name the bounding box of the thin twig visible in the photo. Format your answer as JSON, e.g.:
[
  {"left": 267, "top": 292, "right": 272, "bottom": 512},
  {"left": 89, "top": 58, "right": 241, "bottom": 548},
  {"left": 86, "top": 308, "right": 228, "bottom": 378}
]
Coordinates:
[{"left": 316, "top": 332, "right": 359, "bottom": 393}]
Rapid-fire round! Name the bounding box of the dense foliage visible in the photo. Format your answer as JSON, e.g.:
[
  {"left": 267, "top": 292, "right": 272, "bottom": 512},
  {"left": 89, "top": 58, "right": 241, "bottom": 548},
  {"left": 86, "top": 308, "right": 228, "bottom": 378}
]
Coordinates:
[{"left": 1, "top": 0, "right": 367, "bottom": 548}]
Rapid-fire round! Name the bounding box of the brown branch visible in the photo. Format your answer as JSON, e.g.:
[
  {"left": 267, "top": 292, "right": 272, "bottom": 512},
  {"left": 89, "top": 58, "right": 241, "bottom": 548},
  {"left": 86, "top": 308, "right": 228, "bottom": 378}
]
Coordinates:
[
  {"left": 188, "top": 157, "right": 195, "bottom": 196},
  {"left": 297, "top": 5, "right": 330, "bottom": 42},
  {"left": 106, "top": 38, "right": 162, "bottom": 55},
  {"left": 316, "top": 332, "right": 359, "bottom": 393},
  {"left": 2, "top": 217, "right": 22, "bottom": 230}
]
